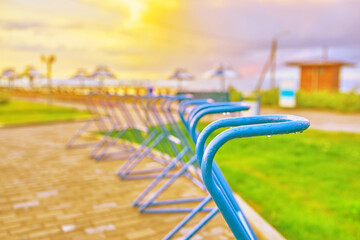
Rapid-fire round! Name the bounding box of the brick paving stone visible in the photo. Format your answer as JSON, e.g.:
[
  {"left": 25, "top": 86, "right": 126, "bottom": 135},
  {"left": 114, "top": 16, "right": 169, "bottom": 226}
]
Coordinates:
[
  {"left": 9, "top": 224, "right": 42, "bottom": 235},
  {"left": 28, "top": 227, "right": 61, "bottom": 238},
  {"left": 125, "top": 227, "right": 156, "bottom": 239},
  {"left": 0, "top": 122, "right": 235, "bottom": 239}
]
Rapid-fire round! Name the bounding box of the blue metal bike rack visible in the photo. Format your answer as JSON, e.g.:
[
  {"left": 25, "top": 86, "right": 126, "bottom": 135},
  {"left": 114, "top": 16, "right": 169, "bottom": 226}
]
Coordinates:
[
  {"left": 163, "top": 102, "right": 251, "bottom": 239},
  {"left": 66, "top": 92, "right": 113, "bottom": 148},
  {"left": 198, "top": 115, "right": 310, "bottom": 239},
  {"left": 71, "top": 92, "right": 310, "bottom": 240},
  {"left": 89, "top": 93, "right": 136, "bottom": 160},
  {"left": 116, "top": 95, "right": 170, "bottom": 178},
  {"left": 93, "top": 94, "right": 156, "bottom": 161},
  {"left": 117, "top": 94, "right": 200, "bottom": 180},
  {"left": 133, "top": 95, "right": 215, "bottom": 214}
]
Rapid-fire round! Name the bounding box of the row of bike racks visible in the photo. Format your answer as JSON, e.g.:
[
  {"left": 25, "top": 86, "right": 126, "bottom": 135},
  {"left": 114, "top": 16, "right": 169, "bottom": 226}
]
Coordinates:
[{"left": 67, "top": 91, "right": 310, "bottom": 239}]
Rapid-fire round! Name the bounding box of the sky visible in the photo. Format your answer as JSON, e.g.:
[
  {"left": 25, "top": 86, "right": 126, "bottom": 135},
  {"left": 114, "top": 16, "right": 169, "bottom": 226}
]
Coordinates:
[{"left": 0, "top": 0, "right": 359, "bottom": 90}]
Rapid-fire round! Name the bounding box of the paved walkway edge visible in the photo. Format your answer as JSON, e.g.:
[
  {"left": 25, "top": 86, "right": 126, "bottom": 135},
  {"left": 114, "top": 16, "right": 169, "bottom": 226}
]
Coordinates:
[{"left": 234, "top": 194, "right": 286, "bottom": 240}]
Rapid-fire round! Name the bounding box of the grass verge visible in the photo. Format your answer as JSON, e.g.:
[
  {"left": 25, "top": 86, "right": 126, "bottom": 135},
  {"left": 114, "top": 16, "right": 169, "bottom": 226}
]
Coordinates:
[
  {"left": 215, "top": 128, "right": 360, "bottom": 240},
  {"left": 107, "top": 123, "right": 360, "bottom": 240},
  {"left": 0, "top": 99, "right": 90, "bottom": 125}
]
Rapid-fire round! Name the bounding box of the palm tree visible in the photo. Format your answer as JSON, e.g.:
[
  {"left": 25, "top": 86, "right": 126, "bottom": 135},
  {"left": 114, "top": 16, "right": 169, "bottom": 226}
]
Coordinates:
[
  {"left": 41, "top": 54, "right": 56, "bottom": 106},
  {"left": 1, "top": 68, "right": 17, "bottom": 88},
  {"left": 40, "top": 54, "right": 56, "bottom": 92}
]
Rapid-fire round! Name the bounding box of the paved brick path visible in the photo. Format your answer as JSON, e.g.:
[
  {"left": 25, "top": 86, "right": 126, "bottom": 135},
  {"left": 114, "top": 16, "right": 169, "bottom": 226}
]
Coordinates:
[{"left": 0, "top": 122, "right": 235, "bottom": 240}]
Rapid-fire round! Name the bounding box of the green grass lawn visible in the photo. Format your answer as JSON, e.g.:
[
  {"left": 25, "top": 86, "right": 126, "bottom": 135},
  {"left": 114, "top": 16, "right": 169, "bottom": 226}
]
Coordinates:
[
  {"left": 0, "top": 99, "right": 90, "bottom": 125},
  {"left": 215, "top": 129, "right": 360, "bottom": 240},
  {"left": 109, "top": 124, "right": 360, "bottom": 240}
]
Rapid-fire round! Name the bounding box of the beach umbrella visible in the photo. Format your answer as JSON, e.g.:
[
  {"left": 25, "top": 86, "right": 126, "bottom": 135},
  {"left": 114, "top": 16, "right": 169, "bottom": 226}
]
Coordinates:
[
  {"left": 22, "top": 66, "right": 42, "bottom": 90},
  {"left": 90, "top": 65, "right": 116, "bottom": 89},
  {"left": 71, "top": 68, "right": 90, "bottom": 88},
  {"left": 1, "top": 68, "right": 17, "bottom": 88},
  {"left": 204, "top": 62, "right": 237, "bottom": 92},
  {"left": 168, "top": 67, "right": 194, "bottom": 91}
]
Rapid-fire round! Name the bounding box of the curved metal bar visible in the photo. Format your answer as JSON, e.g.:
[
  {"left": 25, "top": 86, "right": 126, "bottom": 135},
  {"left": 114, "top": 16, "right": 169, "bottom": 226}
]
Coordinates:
[
  {"left": 66, "top": 91, "right": 107, "bottom": 148},
  {"left": 160, "top": 102, "right": 251, "bottom": 239},
  {"left": 178, "top": 99, "right": 213, "bottom": 129},
  {"left": 130, "top": 94, "right": 209, "bottom": 213},
  {"left": 188, "top": 103, "right": 250, "bottom": 144},
  {"left": 196, "top": 114, "right": 299, "bottom": 162},
  {"left": 163, "top": 96, "right": 194, "bottom": 156},
  {"left": 185, "top": 103, "right": 256, "bottom": 239},
  {"left": 200, "top": 115, "right": 310, "bottom": 240},
  {"left": 187, "top": 101, "right": 245, "bottom": 123},
  {"left": 178, "top": 99, "right": 212, "bottom": 117}
]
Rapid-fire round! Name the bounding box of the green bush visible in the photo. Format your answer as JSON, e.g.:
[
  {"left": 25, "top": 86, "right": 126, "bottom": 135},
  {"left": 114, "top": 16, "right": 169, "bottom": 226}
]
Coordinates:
[
  {"left": 231, "top": 87, "right": 360, "bottom": 112},
  {"left": 228, "top": 86, "right": 243, "bottom": 102},
  {"left": 296, "top": 91, "right": 360, "bottom": 112},
  {"left": 259, "top": 88, "right": 279, "bottom": 106}
]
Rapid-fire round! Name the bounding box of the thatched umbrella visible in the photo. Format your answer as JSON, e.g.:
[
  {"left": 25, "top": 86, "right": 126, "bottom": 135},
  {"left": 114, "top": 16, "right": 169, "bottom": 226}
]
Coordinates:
[
  {"left": 168, "top": 67, "right": 194, "bottom": 91},
  {"left": 22, "top": 66, "right": 42, "bottom": 90},
  {"left": 90, "top": 65, "right": 116, "bottom": 90},
  {"left": 71, "top": 68, "right": 89, "bottom": 88},
  {"left": 1, "top": 68, "right": 17, "bottom": 88},
  {"left": 204, "top": 62, "right": 237, "bottom": 92}
]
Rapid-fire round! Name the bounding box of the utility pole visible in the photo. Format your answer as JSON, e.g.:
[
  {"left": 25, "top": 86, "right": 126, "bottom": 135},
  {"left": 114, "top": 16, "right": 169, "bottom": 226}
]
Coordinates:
[
  {"left": 255, "top": 30, "right": 289, "bottom": 91},
  {"left": 269, "top": 39, "right": 277, "bottom": 89}
]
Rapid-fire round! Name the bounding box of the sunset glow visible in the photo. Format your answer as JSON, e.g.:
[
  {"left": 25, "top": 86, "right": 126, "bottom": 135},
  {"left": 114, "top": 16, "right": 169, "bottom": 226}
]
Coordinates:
[{"left": 0, "top": 0, "right": 359, "bottom": 83}]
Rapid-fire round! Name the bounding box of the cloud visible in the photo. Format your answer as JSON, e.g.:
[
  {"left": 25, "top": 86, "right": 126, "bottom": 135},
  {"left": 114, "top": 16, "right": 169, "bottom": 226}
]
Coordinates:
[
  {"left": 0, "top": 19, "right": 87, "bottom": 31},
  {"left": 2, "top": 43, "right": 72, "bottom": 53},
  {"left": 100, "top": 47, "right": 143, "bottom": 56},
  {"left": 1, "top": 0, "right": 359, "bottom": 79},
  {"left": 182, "top": 0, "right": 360, "bottom": 50},
  {"left": 7, "top": 44, "right": 48, "bottom": 52},
  {"left": 0, "top": 20, "right": 49, "bottom": 30}
]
